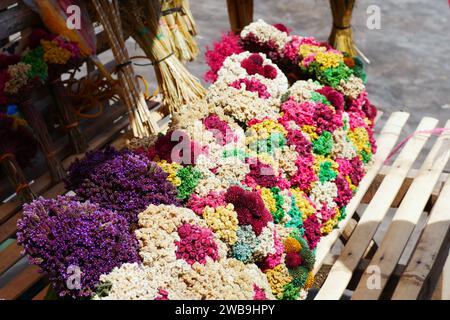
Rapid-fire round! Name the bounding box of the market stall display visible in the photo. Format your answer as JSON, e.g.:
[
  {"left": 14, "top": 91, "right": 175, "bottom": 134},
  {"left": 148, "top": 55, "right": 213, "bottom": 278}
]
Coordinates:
[{"left": 16, "top": 20, "right": 378, "bottom": 300}]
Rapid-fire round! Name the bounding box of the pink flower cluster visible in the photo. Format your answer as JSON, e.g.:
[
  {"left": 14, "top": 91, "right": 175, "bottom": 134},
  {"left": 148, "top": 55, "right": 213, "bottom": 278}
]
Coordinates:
[
  {"left": 203, "top": 114, "right": 237, "bottom": 145},
  {"left": 230, "top": 78, "right": 271, "bottom": 99},
  {"left": 204, "top": 32, "right": 243, "bottom": 82},
  {"left": 175, "top": 223, "right": 219, "bottom": 265},
  {"left": 187, "top": 191, "right": 227, "bottom": 216}
]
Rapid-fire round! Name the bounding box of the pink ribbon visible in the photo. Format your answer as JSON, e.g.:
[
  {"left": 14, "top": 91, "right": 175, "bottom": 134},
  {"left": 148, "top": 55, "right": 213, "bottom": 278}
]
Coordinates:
[{"left": 383, "top": 128, "right": 450, "bottom": 165}]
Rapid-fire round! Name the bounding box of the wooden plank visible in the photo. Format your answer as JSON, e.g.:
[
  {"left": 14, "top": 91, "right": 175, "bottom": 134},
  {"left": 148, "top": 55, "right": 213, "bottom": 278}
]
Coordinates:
[
  {"left": 392, "top": 176, "right": 450, "bottom": 300},
  {"left": 442, "top": 256, "right": 450, "bottom": 300},
  {"left": 362, "top": 168, "right": 448, "bottom": 208},
  {"left": 0, "top": 264, "right": 43, "bottom": 300},
  {"left": 0, "top": 3, "right": 38, "bottom": 40},
  {"left": 32, "top": 284, "right": 50, "bottom": 301},
  {"left": 316, "top": 117, "right": 438, "bottom": 299},
  {"left": 313, "top": 111, "right": 410, "bottom": 274},
  {"left": 0, "top": 240, "right": 21, "bottom": 276},
  {"left": 352, "top": 119, "right": 450, "bottom": 300}
]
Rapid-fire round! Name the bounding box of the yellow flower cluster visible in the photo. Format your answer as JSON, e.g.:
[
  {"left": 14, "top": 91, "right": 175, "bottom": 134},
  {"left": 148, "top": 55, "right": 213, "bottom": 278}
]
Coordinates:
[
  {"left": 41, "top": 40, "right": 72, "bottom": 65},
  {"left": 283, "top": 237, "right": 302, "bottom": 254},
  {"left": 301, "top": 125, "right": 318, "bottom": 140},
  {"left": 157, "top": 160, "right": 182, "bottom": 186},
  {"left": 347, "top": 127, "right": 371, "bottom": 156},
  {"left": 265, "top": 264, "right": 293, "bottom": 298},
  {"left": 203, "top": 204, "right": 239, "bottom": 245},
  {"left": 246, "top": 119, "right": 287, "bottom": 144},
  {"left": 315, "top": 51, "right": 344, "bottom": 70},
  {"left": 298, "top": 44, "right": 326, "bottom": 58},
  {"left": 260, "top": 188, "right": 277, "bottom": 213},
  {"left": 346, "top": 176, "right": 357, "bottom": 192},
  {"left": 304, "top": 272, "right": 315, "bottom": 290},
  {"left": 290, "top": 188, "right": 315, "bottom": 219},
  {"left": 320, "top": 207, "right": 341, "bottom": 235}
]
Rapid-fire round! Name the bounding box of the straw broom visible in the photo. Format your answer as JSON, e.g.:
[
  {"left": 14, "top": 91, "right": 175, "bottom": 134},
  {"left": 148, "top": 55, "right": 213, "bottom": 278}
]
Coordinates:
[
  {"left": 92, "top": 0, "right": 159, "bottom": 138},
  {"left": 328, "top": 0, "right": 357, "bottom": 57},
  {"left": 161, "top": 0, "right": 190, "bottom": 62},
  {"left": 120, "top": 0, "right": 205, "bottom": 114},
  {"left": 162, "top": 0, "right": 198, "bottom": 62},
  {"left": 177, "top": 0, "right": 198, "bottom": 36},
  {"left": 226, "top": 0, "right": 254, "bottom": 34}
]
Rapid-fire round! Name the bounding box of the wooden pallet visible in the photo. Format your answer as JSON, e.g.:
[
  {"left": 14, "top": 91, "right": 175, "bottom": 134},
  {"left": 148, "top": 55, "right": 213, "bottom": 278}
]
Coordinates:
[{"left": 314, "top": 112, "right": 450, "bottom": 300}]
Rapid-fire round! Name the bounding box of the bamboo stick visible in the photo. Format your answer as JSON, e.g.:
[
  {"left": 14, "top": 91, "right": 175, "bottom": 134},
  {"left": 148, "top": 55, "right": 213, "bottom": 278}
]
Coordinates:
[
  {"left": 328, "top": 0, "right": 357, "bottom": 57},
  {"left": 226, "top": 0, "right": 254, "bottom": 34}
]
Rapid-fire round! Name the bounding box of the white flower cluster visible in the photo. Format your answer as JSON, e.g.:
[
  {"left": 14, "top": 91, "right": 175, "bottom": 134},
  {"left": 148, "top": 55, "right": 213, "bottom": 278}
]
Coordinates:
[{"left": 241, "top": 19, "right": 292, "bottom": 53}]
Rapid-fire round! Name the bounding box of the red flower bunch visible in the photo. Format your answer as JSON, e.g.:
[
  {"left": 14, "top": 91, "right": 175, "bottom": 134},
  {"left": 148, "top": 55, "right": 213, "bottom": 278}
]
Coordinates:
[
  {"left": 316, "top": 86, "right": 345, "bottom": 113},
  {"left": 241, "top": 53, "right": 278, "bottom": 79},
  {"left": 303, "top": 214, "right": 322, "bottom": 249},
  {"left": 224, "top": 186, "right": 272, "bottom": 236},
  {"left": 140, "top": 130, "right": 207, "bottom": 165}
]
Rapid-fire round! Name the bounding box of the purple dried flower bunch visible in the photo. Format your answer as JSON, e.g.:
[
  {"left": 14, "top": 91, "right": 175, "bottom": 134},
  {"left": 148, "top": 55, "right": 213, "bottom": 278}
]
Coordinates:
[
  {"left": 66, "top": 147, "right": 180, "bottom": 224},
  {"left": 16, "top": 196, "right": 140, "bottom": 298}
]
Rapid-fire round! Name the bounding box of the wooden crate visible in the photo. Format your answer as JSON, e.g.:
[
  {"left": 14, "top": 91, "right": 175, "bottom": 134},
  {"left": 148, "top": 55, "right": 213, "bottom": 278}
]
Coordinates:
[
  {"left": 0, "top": 1, "right": 169, "bottom": 299},
  {"left": 314, "top": 112, "right": 450, "bottom": 300}
]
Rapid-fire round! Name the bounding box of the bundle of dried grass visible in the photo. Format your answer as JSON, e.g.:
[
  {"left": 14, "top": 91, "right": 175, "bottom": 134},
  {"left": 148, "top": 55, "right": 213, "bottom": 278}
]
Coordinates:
[
  {"left": 49, "top": 80, "right": 88, "bottom": 153},
  {"left": 92, "top": 0, "right": 159, "bottom": 138},
  {"left": 19, "top": 100, "right": 66, "bottom": 182},
  {"left": 0, "top": 113, "right": 37, "bottom": 203},
  {"left": 178, "top": 0, "right": 198, "bottom": 36},
  {"left": 328, "top": 0, "right": 357, "bottom": 57},
  {"left": 161, "top": 0, "right": 198, "bottom": 62},
  {"left": 120, "top": 0, "right": 205, "bottom": 114},
  {"left": 0, "top": 155, "right": 35, "bottom": 203},
  {"left": 226, "top": 0, "right": 254, "bottom": 34}
]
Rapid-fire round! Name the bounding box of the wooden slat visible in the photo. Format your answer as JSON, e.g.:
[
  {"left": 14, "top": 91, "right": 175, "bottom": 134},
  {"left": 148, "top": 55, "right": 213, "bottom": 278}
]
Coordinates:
[
  {"left": 313, "top": 111, "right": 410, "bottom": 274},
  {"left": 392, "top": 176, "right": 450, "bottom": 300},
  {"left": 362, "top": 168, "right": 448, "bottom": 208},
  {"left": 316, "top": 117, "right": 438, "bottom": 299},
  {"left": 0, "top": 3, "right": 38, "bottom": 40},
  {"left": 0, "top": 264, "right": 43, "bottom": 300},
  {"left": 0, "top": 240, "right": 22, "bottom": 276},
  {"left": 352, "top": 119, "right": 450, "bottom": 300},
  {"left": 32, "top": 284, "right": 50, "bottom": 301},
  {"left": 442, "top": 257, "right": 450, "bottom": 300}
]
